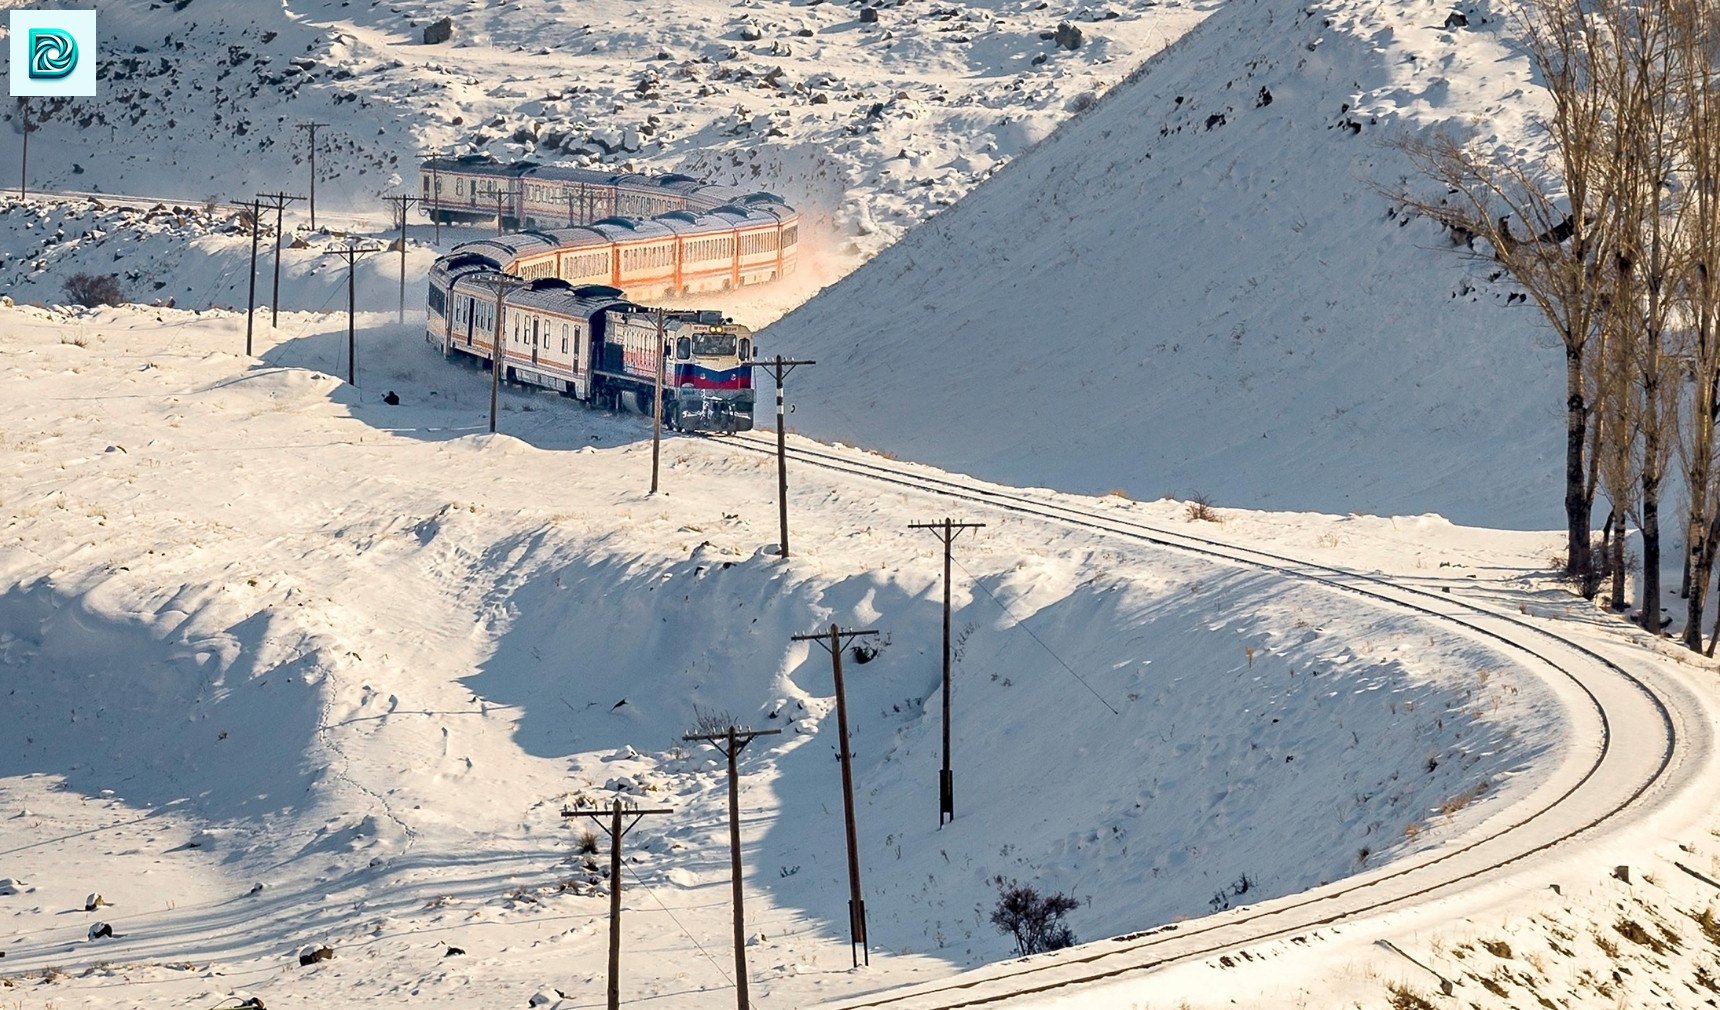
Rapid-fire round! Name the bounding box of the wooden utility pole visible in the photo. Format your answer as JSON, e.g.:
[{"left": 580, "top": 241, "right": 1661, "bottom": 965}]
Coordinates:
[
  {"left": 683, "top": 725, "right": 781, "bottom": 1010},
  {"left": 752, "top": 355, "right": 816, "bottom": 558},
  {"left": 17, "top": 99, "right": 28, "bottom": 199},
  {"left": 651, "top": 308, "right": 667, "bottom": 494},
  {"left": 382, "top": 194, "right": 421, "bottom": 323},
  {"left": 791, "top": 624, "right": 880, "bottom": 967},
  {"left": 468, "top": 271, "right": 528, "bottom": 433},
  {"left": 321, "top": 241, "right": 383, "bottom": 386},
  {"left": 492, "top": 183, "right": 519, "bottom": 236},
  {"left": 244, "top": 196, "right": 262, "bottom": 356},
  {"left": 562, "top": 798, "right": 673, "bottom": 1010},
  {"left": 295, "top": 121, "right": 328, "bottom": 229},
  {"left": 256, "top": 192, "right": 303, "bottom": 327},
  {"left": 416, "top": 151, "right": 444, "bottom": 244},
  {"left": 908, "top": 518, "right": 986, "bottom": 826}
]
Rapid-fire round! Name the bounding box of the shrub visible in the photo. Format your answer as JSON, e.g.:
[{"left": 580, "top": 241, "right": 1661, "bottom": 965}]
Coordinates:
[
  {"left": 575, "top": 829, "right": 600, "bottom": 855},
  {"left": 62, "top": 272, "right": 124, "bottom": 308},
  {"left": 1185, "top": 493, "right": 1221, "bottom": 522},
  {"left": 990, "top": 880, "right": 1078, "bottom": 957}
]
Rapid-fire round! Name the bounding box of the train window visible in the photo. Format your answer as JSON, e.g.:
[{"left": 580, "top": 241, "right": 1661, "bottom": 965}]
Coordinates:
[
  {"left": 676, "top": 337, "right": 692, "bottom": 360},
  {"left": 739, "top": 338, "right": 751, "bottom": 360},
  {"left": 692, "top": 332, "right": 736, "bottom": 356},
  {"left": 456, "top": 179, "right": 464, "bottom": 195}
]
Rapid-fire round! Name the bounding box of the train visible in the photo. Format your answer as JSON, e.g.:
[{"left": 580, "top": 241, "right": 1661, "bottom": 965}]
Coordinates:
[
  {"left": 422, "top": 157, "right": 807, "bottom": 432},
  {"left": 418, "top": 156, "right": 798, "bottom": 298},
  {"left": 428, "top": 258, "right": 756, "bottom": 432}
]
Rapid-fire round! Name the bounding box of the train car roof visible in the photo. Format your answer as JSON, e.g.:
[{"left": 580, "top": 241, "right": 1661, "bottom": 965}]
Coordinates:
[
  {"left": 522, "top": 165, "right": 631, "bottom": 186},
  {"left": 424, "top": 158, "right": 540, "bottom": 178},
  {"left": 451, "top": 232, "right": 562, "bottom": 260},
  {"left": 429, "top": 251, "right": 502, "bottom": 277},
  {"left": 506, "top": 284, "right": 635, "bottom": 316},
  {"left": 585, "top": 217, "right": 676, "bottom": 241},
  {"left": 653, "top": 210, "right": 745, "bottom": 237}
]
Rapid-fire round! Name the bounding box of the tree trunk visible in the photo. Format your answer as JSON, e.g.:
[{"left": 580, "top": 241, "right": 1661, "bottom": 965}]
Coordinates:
[
  {"left": 1565, "top": 345, "right": 1593, "bottom": 585},
  {"left": 1612, "top": 514, "right": 1628, "bottom": 611},
  {"left": 1641, "top": 477, "right": 1661, "bottom": 632}
]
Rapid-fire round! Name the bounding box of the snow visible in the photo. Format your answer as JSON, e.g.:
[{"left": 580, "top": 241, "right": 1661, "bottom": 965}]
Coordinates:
[
  {"left": 761, "top": 0, "right": 1570, "bottom": 529},
  {"left": 0, "top": 304, "right": 1580, "bottom": 1007},
  {"left": 3, "top": 0, "right": 1720, "bottom": 1006}
]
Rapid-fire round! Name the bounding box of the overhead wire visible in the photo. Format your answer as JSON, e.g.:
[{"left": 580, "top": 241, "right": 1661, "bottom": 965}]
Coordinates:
[{"left": 950, "top": 554, "right": 1121, "bottom": 716}]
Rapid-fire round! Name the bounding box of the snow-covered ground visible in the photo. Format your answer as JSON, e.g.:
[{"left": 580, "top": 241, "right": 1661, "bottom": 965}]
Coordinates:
[{"left": 0, "top": 303, "right": 1586, "bottom": 1008}]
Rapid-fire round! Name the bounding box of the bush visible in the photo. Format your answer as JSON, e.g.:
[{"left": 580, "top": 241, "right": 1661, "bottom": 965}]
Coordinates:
[
  {"left": 990, "top": 880, "right": 1078, "bottom": 956},
  {"left": 62, "top": 273, "right": 124, "bottom": 308}
]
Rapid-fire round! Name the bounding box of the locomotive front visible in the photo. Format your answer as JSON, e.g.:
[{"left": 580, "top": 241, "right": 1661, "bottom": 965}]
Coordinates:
[{"left": 665, "top": 315, "right": 756, "bottom": 433}]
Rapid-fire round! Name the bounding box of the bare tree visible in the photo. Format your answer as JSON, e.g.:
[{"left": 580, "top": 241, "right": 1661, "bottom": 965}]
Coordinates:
[
  {"left": 1670, "top": 0, "right": 1720, "bottom": 650},
  {"left": 1607, "top": 0, "right": 1691, "bottom": 633},
  {"left": 1395, "top": 0, "right": 1622, "bottom": 591}
]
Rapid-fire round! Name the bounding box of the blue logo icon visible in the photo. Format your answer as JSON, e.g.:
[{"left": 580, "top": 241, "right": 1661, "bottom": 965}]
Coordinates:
[{"left": 27, "top": 28, "right": 77, "bottom": 81}]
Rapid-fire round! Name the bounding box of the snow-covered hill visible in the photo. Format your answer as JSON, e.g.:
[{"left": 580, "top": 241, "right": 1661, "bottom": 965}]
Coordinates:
[
  {"left": 0, "top": 303, "right": 1566, "bottom": 1008},
  {"left": 762, "top": 0, "right": 1566, "bottom": 529},
  {"left": 3, "top": 0, "right": 1211, "bottom": 258}
]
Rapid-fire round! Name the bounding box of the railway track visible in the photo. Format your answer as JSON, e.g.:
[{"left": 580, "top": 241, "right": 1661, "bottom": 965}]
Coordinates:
[{"left": 702, "top": 430, "right": 1692, "bottom": 1010}]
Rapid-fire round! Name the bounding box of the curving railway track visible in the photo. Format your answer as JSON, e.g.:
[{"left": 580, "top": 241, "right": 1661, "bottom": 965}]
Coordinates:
[{"left": 701, "top": 430, "right": 1704, "bottom": 1010}]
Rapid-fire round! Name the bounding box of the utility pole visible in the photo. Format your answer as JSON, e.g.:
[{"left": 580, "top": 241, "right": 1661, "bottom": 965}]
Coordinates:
[
  {"left": 491, "top": 182, "right": 519, "bottom": 236},
  {"left": 256, "top": 192, "right": 303, "bottom": 327},
  {"left": 650, "top": 308, "right": 667, "bottom": 494},
  {"left": 562, "top": 798, "right": 673, "bottom": 1010},
  {"left": 295, "top": 121, "right": 328, "bottom": 229},
  {"left": 908, "top": 518, "right": 987, "bottom": 826},
  {"left": 791, "top": 624, "right": 881, "bottom": 967},
  {"left": 17, "top": 99, "right": 28, "bottom": 199},
  {"left": 468, "top": 271, "right": 528, "bottom": 433},
  {"left": 751, "top": 355, "right": 816, "bottom": 558},
  {"left": 321, "top": 241, "right": 383, "bottom": 386},
  {"left": 683, "top": 725, "right": 781, "bottom": 1010},
  {"left": 245, "top": 196, "right": 261, "bottom": 356},
  {"left": 416, "top": 150, "right": 443, "bottom": 244},
  {"left": 382, "top": 194, "right": 421, "bottom": 323}
]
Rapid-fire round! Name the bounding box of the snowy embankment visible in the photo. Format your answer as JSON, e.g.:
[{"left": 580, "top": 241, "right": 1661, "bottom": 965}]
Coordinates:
[
  {"left": 0, "top": 304, "right": 1567, "bottom": 1008},
  {"left": 763, "top": 0, "right": 1567, "bottom": 530}
]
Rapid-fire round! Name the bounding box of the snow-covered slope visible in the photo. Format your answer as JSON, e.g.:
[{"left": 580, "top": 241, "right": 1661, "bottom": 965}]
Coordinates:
[
  {"left": 0, "top": 303, "right": 1567, "bottom": 1007},
  {"left": 3, "top": 0, "right": 1211, "bottom": 256},
  {"left": 761, "top": 0, "right": 1565, "bottom": 529}
]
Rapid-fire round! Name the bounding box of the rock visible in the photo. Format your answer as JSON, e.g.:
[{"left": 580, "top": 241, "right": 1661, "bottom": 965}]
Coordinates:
[
  {"left": 0, "top": 878, "right": 23, "bottom": 895},
  {"left": 88, "top": 922, "right": 114, "bottom": 940},
  {"left": 859, "top": 6, "right": 879, "bottom": 22},
  {"left": 298, "top": 945, "right": 334, "bottom": 966},
  {"left": 445, "top": 945, "right": 466, "bottom": 957},
  {"left": 383, "top": 391, "right": 400, "bottom": 405},
  {"left": 528, "top": 994, "right": 554, "bottom": 1007},
  {"left": 739, "top": 22, "right": 763, "bottom": 41},
  {"left": 1054, "top": 22, "right": 1084, "bottom": 49},
  {"left": 423, "top": 17, "right": 454, "bottom": 45},
  {"left": 1444, "top": 10, "right": 1468, "bottom": 27},
  {"left": 85, "top": 893, "right": 106, "bottom": 911}
]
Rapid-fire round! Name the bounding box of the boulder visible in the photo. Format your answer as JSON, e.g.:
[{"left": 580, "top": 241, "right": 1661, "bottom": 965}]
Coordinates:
[{"left": 423, "top": 18, "right": 454, "bottom": 45}]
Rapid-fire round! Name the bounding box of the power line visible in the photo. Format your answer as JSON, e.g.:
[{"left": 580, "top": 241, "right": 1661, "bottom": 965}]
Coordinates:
[{"left": 951, "top": 555, "right": 1121, "bottom": 715}]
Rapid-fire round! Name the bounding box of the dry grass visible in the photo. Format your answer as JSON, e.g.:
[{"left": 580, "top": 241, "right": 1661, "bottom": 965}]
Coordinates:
[
  {"left": 1184, "top": 493, "right": 1221, "bottom": 522},
  {"left": 1481, "top": 938, "right": 1513, "bottom": 959},
  {"left": 1386, "top": 983, "right": 1437, "bottom": 1010}
]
